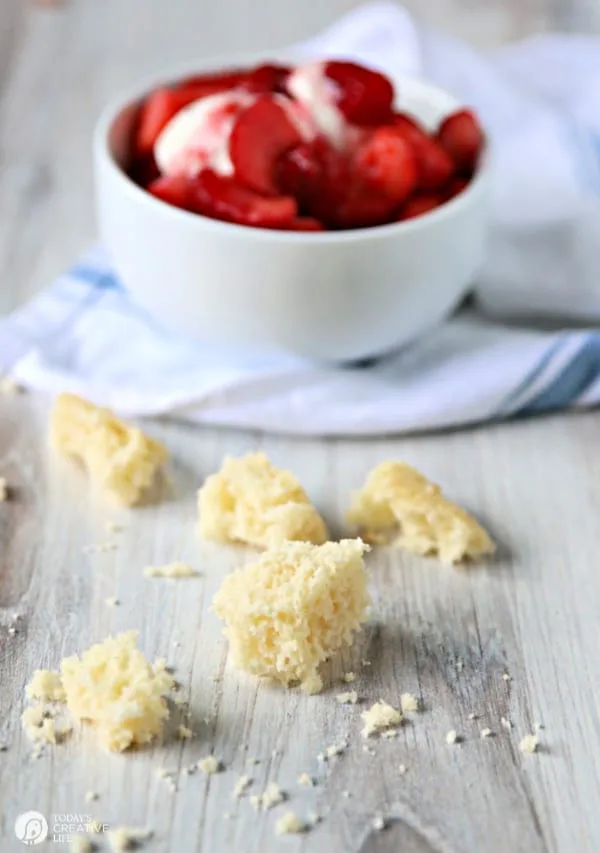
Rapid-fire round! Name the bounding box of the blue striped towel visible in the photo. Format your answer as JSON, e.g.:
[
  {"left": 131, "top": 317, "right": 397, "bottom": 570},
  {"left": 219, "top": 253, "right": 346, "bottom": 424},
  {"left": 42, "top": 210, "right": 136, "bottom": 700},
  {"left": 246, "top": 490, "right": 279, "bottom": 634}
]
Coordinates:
[{"left": 1, "top": 3, "right": 600, "bottom": 436}]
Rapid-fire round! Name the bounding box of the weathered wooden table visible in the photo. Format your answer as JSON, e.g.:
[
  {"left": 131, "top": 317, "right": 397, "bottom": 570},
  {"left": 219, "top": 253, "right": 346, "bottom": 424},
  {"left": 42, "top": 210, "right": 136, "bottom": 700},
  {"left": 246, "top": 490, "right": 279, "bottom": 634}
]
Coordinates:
[{"left": 1, "top": 1, "right": 599, "bottom": 851}]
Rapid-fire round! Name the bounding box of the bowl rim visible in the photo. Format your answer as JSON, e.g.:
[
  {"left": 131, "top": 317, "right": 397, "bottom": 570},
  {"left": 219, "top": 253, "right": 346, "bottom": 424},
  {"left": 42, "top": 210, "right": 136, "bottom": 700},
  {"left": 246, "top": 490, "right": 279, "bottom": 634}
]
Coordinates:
[{"left": 94, "top": 50, "right": 490, "bottom": 244}]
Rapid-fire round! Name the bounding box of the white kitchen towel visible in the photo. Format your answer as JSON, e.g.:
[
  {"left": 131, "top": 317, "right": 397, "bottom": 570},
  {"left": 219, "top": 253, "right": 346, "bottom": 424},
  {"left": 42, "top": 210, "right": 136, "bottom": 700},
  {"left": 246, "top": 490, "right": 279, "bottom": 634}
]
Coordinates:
[{"left": 2, "top": 1, "right": 600, "bottom": 436}]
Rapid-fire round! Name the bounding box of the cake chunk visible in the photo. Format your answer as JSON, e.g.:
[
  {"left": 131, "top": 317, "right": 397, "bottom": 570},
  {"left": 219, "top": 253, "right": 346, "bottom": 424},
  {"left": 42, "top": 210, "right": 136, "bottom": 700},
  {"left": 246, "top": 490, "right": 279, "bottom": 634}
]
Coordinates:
[
  {"left": 50, "top": 393, "right": 168, "bottom": 506},
  {"left": 60, "top": 631, "right": 174, "bottom": 752},
  {"left": 212, "top": 539, "right": 370, "bottom": 693},
  {"left": 346, "top": 461, "right": 494, "bottom": 564},
  {"left": 198, "top": 452, "right": 327, "bottom": 548}
]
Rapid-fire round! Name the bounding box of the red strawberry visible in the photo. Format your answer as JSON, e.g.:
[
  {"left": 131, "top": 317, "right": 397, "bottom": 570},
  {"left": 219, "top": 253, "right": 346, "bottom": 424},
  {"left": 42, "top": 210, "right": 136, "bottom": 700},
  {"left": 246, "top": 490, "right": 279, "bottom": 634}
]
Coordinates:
[
  {"left": 147, "top": 175, "right": 193, "bottom": 210},
  {"left": 355, "top": 127, "right": 417, "bottom": 204},
  {"left": 276, "top": 142, "right": 322, "bottom": 209},
  {"left": 443, "top": 176, "right": 470, "bottom": 201},
  {"left": 229, "top": 96, "right": 303, "bottom": 195},
  {"left": 398, "top": 194, "right": 441, "bottom": 221},
  {"left": 437, "top": 109, "right": 483, "bottom": 171},
  {"left": 129, "top": 152, "right": 160, "bottom": 188},
  {"left": 324, "top": 61, "right": 394, "bottom": 126},
  {"left": 414, "top": 136, "right": 454, "bottom": 190},
  {"left": 392, "top": 112, "right": 429, "bottom": 146},
  {"left": 336, "top": 188, "right": 396, "bottom": 229},
  {"left": 242, "top": 64, "right": 291, "bottom": 93},
  {"left": 189, "top": 169, "right": 297, "bottom": 227},
  {"left": 306, "top": 137, "right": 353, "bottom": 227},
  {"left": 175, "top": 70, "right": 248, "bottom": 90},
  {"left": 136, "top": 84, "right": 231, "bottom": 157},
  {"left": 275, "top": 217, "right": 324, "bottom": 231}
]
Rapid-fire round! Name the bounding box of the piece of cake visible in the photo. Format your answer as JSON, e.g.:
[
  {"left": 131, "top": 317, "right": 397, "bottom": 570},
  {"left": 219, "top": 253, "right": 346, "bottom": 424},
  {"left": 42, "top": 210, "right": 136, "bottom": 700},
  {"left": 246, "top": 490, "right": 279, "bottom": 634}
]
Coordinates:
[
  {"left": 212, "top": 539, "right": 370, "bottom": 693},
  {"left": 50, "top": 393, "right": 168, "bottom": 506},
  {"left": 60, "top": 631, "right": 174, "bottom": 752},
  {"left": 198, "top": 451, "right": 327, "bottom": 548},
  {"left": 346, "top": 461, "right": 494, "bottom": 564}
]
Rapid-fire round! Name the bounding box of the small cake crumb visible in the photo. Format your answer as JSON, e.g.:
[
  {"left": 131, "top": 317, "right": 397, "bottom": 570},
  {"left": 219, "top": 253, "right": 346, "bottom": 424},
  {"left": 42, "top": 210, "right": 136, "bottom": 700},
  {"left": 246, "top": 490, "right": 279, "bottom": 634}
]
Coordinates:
[
  {"left": 372, "top": 816, "right": 386, "bottom": 831},
  {"left": 276, "top": 811, "right": 305, "bottom": 835},
  {"left": 446, "top": 730, "right": 460, "bottom": 744},
  {"left": 325, "top": 743, "right": 346, "bottom": 758},
  {"left": 84, "top": 791, "right": 99, "bottom": 803},
  {"left": 233, "top": 775, "right": 252, "bottom": 797},
  {"left": 534, "top": 720, "right": 544, "bottom": 731},
  {"left": 250, "top": 782, "right": 285, "bottom": 810},
  {"left": 398, "top": 764, "right": 407, "bottom": 774},
  {"left": 502, "top": 672, "right": 511, "bottom": 682},
  {"left": 361, "top": 700, "right": 402, "bottom": 737},
  {"left": 197, "top": 756, "right": 220, "bottom": 775},
  {"left": 0, "top": 477, "right": 8, "bottom": 501},
  {"left": 177, "top": 725, "right": 193, "bottom": 740},
  {"left": 107, "top": 827, "right": 151, "bottom": 851},
  {"left": 500, "top": 716, "right": 513, "bottom": 730},
  {"left": 144, "top": 562, "right": 199, "bottom": 579},
  {"left": 25, "top": 669, "right": 66, "bottom": 703},
  {"left": 519, "top": 734, "right": 539, "bottom": 754},
  {"left": 70, "top": 836, "right": 93, "bottom": 853},
  {"left": 297, "top": 772, "right": 314, "bottom": 787},
  {"left": 468, "top": 713, "right": 478, "bottom": 721},
  {"left": 362, "top": 659, "right": 371, "bottom": 667},
  {"left": 105, "top": 597, "right": 120, "bottom": 607},
  {"left": 8, "top": 626, "right": 17, "bottom": 636},
  {"left": 400, "top": 692, "right": 420, "bottom": 713},
  {"left": 342, "top": 790, "right": 351, "bottom": 798},
  {"left": 342, "top": 672, "right": 357, "bottom": 683},
  {"left": 105, "top": 521, "right": 123, "bottom": 534},
  {"left": 336, "top": 691, "right": 358, "bottom": 704},
  {"left": 381, "top": 729, "right": 397, "bottom": 739},
  {"left": 480, "top": 728, "right": 493, "bottom": 739}
]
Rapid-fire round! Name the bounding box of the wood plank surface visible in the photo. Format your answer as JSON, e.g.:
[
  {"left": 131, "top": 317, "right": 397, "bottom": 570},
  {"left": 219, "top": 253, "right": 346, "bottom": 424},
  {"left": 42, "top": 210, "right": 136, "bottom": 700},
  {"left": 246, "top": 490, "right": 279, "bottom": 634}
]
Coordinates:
[{"left": 1, "top": 1, "right": 600, "bottom": 852}]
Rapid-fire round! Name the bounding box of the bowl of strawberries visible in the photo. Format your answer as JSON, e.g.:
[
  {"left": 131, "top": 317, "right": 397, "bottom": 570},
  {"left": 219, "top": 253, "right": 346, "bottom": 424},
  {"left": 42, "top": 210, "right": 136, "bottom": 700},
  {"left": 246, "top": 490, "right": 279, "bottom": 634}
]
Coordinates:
[{"left": 94, "top": 53, "right": 488, "bottom": 361}]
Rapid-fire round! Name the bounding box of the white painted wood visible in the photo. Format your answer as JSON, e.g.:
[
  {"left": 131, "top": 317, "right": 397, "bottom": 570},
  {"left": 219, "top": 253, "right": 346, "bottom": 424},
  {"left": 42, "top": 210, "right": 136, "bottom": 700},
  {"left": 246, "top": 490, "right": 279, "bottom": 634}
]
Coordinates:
[{"left": 1, "top": 1, "right": 600, "bottom": 852}]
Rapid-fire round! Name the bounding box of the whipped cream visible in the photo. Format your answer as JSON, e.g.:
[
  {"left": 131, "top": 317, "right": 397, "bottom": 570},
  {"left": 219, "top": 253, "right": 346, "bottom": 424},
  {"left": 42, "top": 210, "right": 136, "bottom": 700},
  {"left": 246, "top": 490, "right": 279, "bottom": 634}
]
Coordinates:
[
  {"left": 286, "top": 61, "right": 347, "bottom": 149},
  {"left": 154, "top": 90, "right": 255, "bottom": 178}
]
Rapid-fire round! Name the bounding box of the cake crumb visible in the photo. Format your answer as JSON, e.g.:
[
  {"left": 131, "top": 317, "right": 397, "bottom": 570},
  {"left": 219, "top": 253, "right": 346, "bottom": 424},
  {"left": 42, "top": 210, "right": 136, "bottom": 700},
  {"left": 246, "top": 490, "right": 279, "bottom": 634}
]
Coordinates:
[
  {"left": 197, "top": 756, "right": 220, "bottom": 774},
  {"left": 233, "top": 775, "right": 252, "bottom": 797},
  {"left": 342, "top": 790, "right": 351, "bottom": 798},
  {"left": 400, "top": 692, "right": 420, "bottom": 714},
  {"left": 519, "top": 734, "right": 539, "bottom": 754},
  {"left": 363, "top": 746, "right": 375, "bottom": 755},
  {"left": 105, "top": 597, "right": 120, "bottom": 607},
  {"left": 342, "top": 672, "right": 357, "bottom": 683},
  {"left": 107, "top": 827, "right": 151, "bottom": 851},
  {"left": 70, "top": 836, "right": 93, "bottom": 853},
  {"left": 25, "top": 669, "right": 66, "bottom": 703},
  {"left": 84, "top": 791, "right": 99, "bottom": 803},
  {"left": 398, "top": 764, "right": 407, "bottom": 774},
  {"left": 468, "top": 712, "right": 478, "bottom": 721},
  {"left": 325, "top": 743, "right": 346, "bottom": 758},
  {"left": 500, "top": 716, "right": 513, "bottom": 730},
  {"left": 362, "top": 659, "right": 371, "bottom": 666},
  {"left": 381, "top": 729, "right": 397, "bottom": 739},
  {"left": 8, "top": 626, "right": 17, "bottom": 636},
  {"left": 250, "top": 782, "right": 285, "bottom": 810},
  {"left": 534, "top": 720, "right": 544, "bottom": 731},
  {"left": 502, "top": 672, "right": 511, "bottom": 682},
  {"left": 144, "top": 562, "right": 199, "bottom": 579},
  {"left": 336, "top": 691, "right": 358, "bottom": 704},
  {"left": 276, "top": 811, "right": 304, "bottom": 835},
  {"left": 480, "top": 728, "right": 493, "bottom": 739},
  {"left": 446, "top": 730, "right": 460, "bottom": 745},
  {"left": 177, "top": 725, "right": 193, "bottom": 740},
  {"left": 372, "top": 816, "right": 386, "bottom": 831},
  {"left": 297, "top": 772, "right": 314, "bottom": 787},
  {"left": 0, "top": 477, "right": 8, "bottom": 501},
  {"left": 308, "top": 812, "right": 322, "bottom": 826},
  {"left": 361, "top": 700, "right": 402, "bottom": 737}
]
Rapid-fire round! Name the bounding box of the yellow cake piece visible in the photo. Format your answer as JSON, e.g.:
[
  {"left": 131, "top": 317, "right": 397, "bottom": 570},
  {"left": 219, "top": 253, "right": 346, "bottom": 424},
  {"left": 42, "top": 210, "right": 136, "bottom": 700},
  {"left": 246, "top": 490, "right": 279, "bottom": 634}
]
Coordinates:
[
  {"left": 346, "top": 461, "right": 494, "bottom": 564},
  {"left": 51, "top": 393, "right": 168, "bottom": 506},
  {"left": 198, "top": 451, "right": 327, "bottom": 548},
  {"left": 212, "top": 539, "right": 370, "bottom": 694}
]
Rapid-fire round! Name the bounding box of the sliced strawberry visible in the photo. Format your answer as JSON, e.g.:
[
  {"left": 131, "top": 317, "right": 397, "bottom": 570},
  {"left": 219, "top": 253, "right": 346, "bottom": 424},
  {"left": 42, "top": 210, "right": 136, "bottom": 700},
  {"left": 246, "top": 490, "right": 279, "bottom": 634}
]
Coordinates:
[
  {"left": 355, "top": 127, "right": 417, "bottom": 204},
  {"left": 391, "top": 112, "right": 429, "bottom": 146},
  {"left": 442, "top": 175, "right": 470, "bottom": 201},
  {"left": 276, "top": 142, "right": 322, "bottom": 209},
  {"left": 136, "top": 85, "right": 230, "bottom": 157},
  {"left": 175, "top": 70, "right": 248, "bottom": 90},
  {"left": 324, "top": 61, "right": 394, "bottom": 126},
  {"left": 336, "top": 188, "right": 396, "bottom": 229},
  {"left": 398, "top": 194, "right": 441, "bottom": 221},
  {"left": 414, "top": 136, "right": 454, "bottom": 190},
  {"left": 189, "top": 169, "right": 297, "bottom": 227},
  {"left": 274, "top": 217, "right": 324, "bottom": 231},
  {"left": 129, "top": 152, "right": 160, "bottom": 188},
  {"left": 229, "top": 96, "right": 303, "bottom": 195},
  {"left": 241, "top": 64, "right": 291, "bottom": 94},
  {"left": 437, "top": 109, "right": 483, "bottom": 172},
  {"left": 147, "top": 175, "right": 193, "bottom": 211},
  {"left": 306, "top": 137, "right": 353, "bottom": 227}
]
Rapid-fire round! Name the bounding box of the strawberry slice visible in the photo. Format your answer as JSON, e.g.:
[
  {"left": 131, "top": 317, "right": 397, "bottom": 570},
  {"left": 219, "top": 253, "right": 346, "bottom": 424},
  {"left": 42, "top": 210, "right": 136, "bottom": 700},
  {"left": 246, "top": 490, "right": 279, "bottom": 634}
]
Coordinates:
[
  {"left": 229, "top": 96, "right": 303, "bottom": 195},
  {"left": 129, "top": 152, "right": 160, "bottom": 188},
  {"left": 241, "top": 64, "right": 291, "bottom": 93},
  {"left": 276, "top": 142, "right": 322, "bottom": 209},
  {"left": 274, "top": 217, "right": 324, "bottom": 232},
  {"left": 336, "top": 188, "right": 396, "bottom": 229},
  {"left": 442, "top": 176, "right": 470, "bottom": 201},
  {"left": 147, "top": 175, "right": 193, "bottom": 210},
  {"left": 136, "top": 84, "right": 234, "bottom": 157},
  {"left": 324, "top": 61, "right": 394, "bottom": 126},
  {"left": 391, "top": 114, "right": 455, "bottom": 190},
  {"left": 398, "top": 194, "right": 441, "bottom": 221},
  {"left": 175, "top": 70, "right": 248, "bottom": 90},
  {"left": 355, "top": 127, "right": 417, "bottom": 204},
  {"left": 189, "top": 169, "right": 297, "bottom": 227},
  {"left": 437, "top": 109, "right": 483, "bottom": 172},
  {"left": 392, "top": 112, "right": 429, "bottom": 146}
]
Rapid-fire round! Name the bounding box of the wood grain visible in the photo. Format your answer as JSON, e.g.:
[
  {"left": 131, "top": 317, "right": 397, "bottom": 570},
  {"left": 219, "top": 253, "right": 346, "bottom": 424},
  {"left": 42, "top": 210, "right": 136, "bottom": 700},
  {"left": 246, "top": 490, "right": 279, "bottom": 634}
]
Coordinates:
[{"left": 1, "top": 1, "right": 600, "bottom": 852}]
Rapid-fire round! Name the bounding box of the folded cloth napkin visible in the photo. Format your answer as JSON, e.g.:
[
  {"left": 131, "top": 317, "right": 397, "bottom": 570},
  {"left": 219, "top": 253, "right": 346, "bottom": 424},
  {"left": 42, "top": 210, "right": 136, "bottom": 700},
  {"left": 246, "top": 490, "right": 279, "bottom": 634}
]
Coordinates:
[{"left": 2, "top": 1, "right": 600, "bottom": 436}]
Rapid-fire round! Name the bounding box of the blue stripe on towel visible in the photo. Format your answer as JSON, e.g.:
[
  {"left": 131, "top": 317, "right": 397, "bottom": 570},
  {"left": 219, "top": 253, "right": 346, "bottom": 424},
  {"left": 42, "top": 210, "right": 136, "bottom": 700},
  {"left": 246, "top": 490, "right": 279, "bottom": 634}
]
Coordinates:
[
  {"left": 517, "top": 332, "right": 600, "bottom": 414},
  {"left": 494, "top": 336, "right": 567, "bottom": 416},
  {"left": 70, "top": 265, "right": 122, "bottom": 290}
]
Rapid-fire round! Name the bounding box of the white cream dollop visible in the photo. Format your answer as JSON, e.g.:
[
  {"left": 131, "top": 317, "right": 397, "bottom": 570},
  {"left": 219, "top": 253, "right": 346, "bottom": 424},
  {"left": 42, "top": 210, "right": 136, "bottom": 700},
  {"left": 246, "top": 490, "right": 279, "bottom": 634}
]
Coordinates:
[{"left": 286, "top": 61, "right": 348, "bottom": 149}]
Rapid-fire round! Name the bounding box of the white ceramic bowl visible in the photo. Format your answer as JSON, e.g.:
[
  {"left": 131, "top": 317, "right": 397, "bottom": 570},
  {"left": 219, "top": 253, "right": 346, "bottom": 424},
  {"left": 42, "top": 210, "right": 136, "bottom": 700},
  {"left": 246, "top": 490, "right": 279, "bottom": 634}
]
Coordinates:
[{"left": 94, "top": 52, "right": 489, "bottom": 362}]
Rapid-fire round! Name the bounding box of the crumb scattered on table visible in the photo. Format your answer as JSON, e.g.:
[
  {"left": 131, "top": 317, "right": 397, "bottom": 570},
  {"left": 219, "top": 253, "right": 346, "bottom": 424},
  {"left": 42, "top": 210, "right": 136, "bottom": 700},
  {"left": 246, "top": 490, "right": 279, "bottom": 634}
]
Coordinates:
[{"left": 519, "top": 734, "right": 539, "bottom": 754}]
